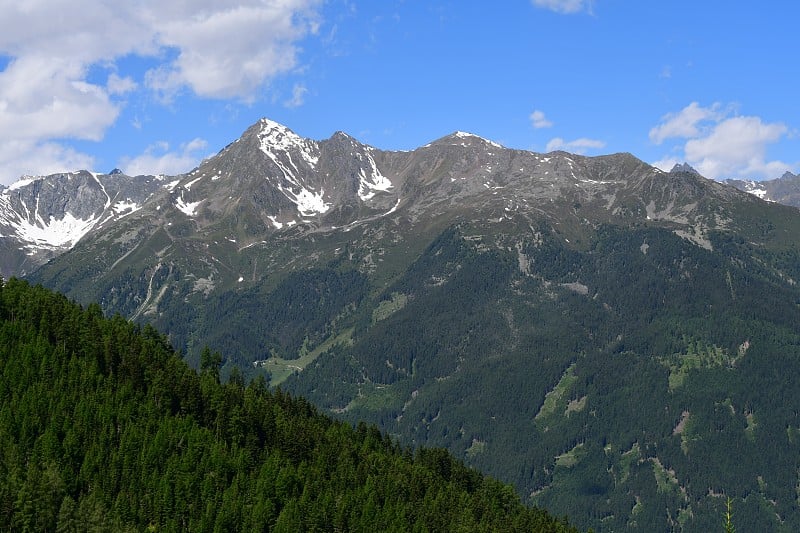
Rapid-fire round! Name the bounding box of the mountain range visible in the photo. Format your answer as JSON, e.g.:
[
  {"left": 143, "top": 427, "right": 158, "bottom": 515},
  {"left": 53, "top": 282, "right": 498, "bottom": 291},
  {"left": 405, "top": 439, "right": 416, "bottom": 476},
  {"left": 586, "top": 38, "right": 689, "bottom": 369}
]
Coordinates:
[
  {"left": 724, "top": 171, "right": 800, "bottom": 208},
  {"left": 8, "top": 118, "right": 800, "bottom": 531}
]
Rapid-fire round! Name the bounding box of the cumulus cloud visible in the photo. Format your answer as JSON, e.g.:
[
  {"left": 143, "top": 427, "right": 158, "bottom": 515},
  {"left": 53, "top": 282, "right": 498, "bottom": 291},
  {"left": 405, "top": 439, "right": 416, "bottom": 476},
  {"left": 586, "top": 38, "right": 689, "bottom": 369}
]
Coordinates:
[
  {"left": 649, "top": 102, "right": 723, "bottom": 144},
  {"left": 685, "top": 116, "right": 789, "bottom": 178},
  {"left": 0, "top": 56, "right": 120, "bottom": 142},
  {"left": 0, "top": 0, "right": 322, "bottom": 183},
  {"left": 531, "top": 0, "right": 594, "bottom": 14},
  {"left": 143, "top": 2, "right": 320, "bottom": 101},
  {"left": 530, "top": 110, "right": 553, "bottom": 129},
  {"left": 546, "top": 137, "right": 605, "bottom": 154},
  {"left": 120, "top": 138, "right": 209, "bottom": 176},
  {"left": 650, "top": 102, "right": 792, "bottom": 179}
]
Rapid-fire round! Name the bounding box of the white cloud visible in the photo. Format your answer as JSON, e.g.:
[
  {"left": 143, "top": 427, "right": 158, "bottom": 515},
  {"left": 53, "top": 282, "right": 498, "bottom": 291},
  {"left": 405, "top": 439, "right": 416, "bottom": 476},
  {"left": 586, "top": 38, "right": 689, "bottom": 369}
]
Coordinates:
[
  {"left": 650, "top": 102, "right": 792, "bottom": 179},
  {"left": 120, "top": 138, "right": 209, "bottom": 176},
  {"left": 546, "top": 137, "right": 605, "bottom": 154},
  {"left": 685, "top": 116, "right": 789, "bottom": 178},
  {"left": 143, "top": 2, "right": 320, "bottom": 100},
  {"left": 0, "top": 0, "right": 322, "bottom": 184},
  {"left": 532, "top": 0, "right": 594, "bottom": 14},
  {"left": 0, "top": 56, "right": 120, "bottom": 142},
  {"left": 285, "top": 83, "right": 308, "bottom": 108},
  {"left": 530, "top": 109, "right": 553, "bottom": 129},
  {"left": 0, "top": 54, "right": 118, "bottom": 182},
  {"left": 649, "top": 102, "right": 722, "bottom": 144},
  {"left": 107, "top": 73, "right": 138, "bottom": 96}
]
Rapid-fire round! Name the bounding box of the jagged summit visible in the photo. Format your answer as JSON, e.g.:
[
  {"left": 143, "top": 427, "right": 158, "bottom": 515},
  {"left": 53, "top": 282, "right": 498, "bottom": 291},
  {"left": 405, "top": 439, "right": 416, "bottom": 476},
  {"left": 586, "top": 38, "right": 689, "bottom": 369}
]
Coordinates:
[
  {"left": 670, "top": 162, "right": 701, "bottom": 176},
  {"left": 256, "top": 118, "right": 321, "bottom": 167}
]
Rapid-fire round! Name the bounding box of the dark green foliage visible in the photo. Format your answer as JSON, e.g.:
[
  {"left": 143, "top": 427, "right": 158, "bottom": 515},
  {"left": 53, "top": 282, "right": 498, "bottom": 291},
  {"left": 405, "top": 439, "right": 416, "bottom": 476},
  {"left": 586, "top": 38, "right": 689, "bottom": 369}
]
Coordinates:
[
  {"left": 182, "top": 267, "right": 368, "bottom": 367},
  {"left": 286, "top": 222, "right": 800, "bottom": 531},
  {"left": 0, "top": 278, "right": 577, "bottom": 532}
]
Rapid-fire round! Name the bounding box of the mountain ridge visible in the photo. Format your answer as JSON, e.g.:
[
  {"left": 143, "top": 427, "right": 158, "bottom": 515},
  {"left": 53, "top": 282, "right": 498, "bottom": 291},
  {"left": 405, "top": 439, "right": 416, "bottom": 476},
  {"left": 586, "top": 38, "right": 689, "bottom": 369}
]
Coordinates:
[
  {"left": 5, "top": 119, "right": 787, "bottom": 281},
  {"left": 0, "top": 170, "right": 165, "bottom": 277},
  {"left": 724, "top": 170, "right": 800, "bottom": 207}
]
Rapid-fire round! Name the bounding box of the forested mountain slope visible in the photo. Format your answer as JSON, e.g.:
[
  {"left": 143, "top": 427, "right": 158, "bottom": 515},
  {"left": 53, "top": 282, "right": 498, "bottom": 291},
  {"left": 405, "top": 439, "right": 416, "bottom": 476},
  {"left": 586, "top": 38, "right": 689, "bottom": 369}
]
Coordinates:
[
  {"left": 24, "top": 118, "right": 800, "bottom": 531},
  {"left": 283, "top": 222, "right": 800, "bottom": 532},
  {"left": 0, "top": 278, "right": 577, "bottom": 532}
]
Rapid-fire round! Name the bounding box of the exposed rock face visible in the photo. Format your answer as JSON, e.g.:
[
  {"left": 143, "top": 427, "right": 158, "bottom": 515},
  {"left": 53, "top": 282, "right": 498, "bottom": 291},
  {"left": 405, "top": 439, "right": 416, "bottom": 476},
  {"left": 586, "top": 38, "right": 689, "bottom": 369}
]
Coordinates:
[{"left": 0, "top": 171, "right": 163, "bottom": 277}]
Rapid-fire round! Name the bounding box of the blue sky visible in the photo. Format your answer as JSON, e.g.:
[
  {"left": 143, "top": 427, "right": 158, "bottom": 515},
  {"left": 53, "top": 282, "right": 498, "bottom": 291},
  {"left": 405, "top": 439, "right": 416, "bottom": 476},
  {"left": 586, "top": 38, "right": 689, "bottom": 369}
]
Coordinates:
[{"left": 0, "top": 0, "right": 797, "bottom": 185}]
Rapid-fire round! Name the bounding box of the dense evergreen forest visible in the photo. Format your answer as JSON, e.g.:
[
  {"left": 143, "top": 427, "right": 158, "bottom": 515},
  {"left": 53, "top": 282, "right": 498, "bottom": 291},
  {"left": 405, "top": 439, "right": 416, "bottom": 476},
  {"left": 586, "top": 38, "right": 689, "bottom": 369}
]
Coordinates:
[
  {"left": 0, "top": 278, "right": 579, "bottom": 532},
  {"left": 283, "top": 224, "right": 800, "bottom": 531}
]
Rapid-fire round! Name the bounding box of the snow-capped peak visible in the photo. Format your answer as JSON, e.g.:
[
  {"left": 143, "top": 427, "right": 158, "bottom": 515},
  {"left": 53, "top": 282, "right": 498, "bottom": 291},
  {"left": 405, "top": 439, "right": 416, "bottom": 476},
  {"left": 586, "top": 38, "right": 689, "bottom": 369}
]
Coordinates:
[
  {"left": 258, "top": 118, "right": 320, "bottom": 168},
  {"left": 0, "top": 171, "right": 165, "bottom": 277},
  {"left": 452, "top": 131, "right": 503, "bottom": 148},
  {"left": 424, "top": 131, "right": 504, "bottom": 149}
]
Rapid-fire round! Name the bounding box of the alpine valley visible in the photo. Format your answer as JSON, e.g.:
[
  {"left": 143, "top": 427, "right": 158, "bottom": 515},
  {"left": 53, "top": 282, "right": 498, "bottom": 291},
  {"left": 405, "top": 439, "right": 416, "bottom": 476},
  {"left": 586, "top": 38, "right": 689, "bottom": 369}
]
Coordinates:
[{"left": 9, "top": 118, "right": 800, "bottom": 531}]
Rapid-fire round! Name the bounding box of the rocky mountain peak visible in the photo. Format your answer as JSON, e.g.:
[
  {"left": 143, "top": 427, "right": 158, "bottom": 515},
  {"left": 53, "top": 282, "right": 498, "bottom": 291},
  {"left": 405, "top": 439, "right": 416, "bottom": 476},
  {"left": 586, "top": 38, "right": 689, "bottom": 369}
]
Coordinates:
[
  {"left": 256, "top": 118, "right": 321, "bottom": 168},
  {"left": 425, "top": 131, "right": 504, "bottom": 150},
  {"left": 0, "top": 170, "right": 164, "bottom": 277},
  {"left": 669, "top": 162, "right": 701, "bottom": 176}
]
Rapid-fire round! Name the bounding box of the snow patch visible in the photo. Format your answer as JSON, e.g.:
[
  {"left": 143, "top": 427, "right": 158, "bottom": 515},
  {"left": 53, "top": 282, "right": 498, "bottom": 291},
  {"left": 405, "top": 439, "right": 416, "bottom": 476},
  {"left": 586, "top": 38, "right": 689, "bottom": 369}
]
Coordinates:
[
  {"left": 382, "top": 199, "right": 402, "bottom": 217},
  {"left": 15, "top": 212, "right": 98, "bottom": 249},
  {"left": 184, "top": 175, "right": 203, "bottom": 190},
  {"left": 357, "top": 151, "right": 393, "bottom": 201},
  {"left": 742, "top": 181, "right": 768, "bottom": 199},
  {"left": 175, "top": 196, "right": 201, "bottom": 216},
  {"left": 112, "top": 200, "right": 140, "bottom": 216},
  {"left": 278, "top": 185, "right": 330, "bottom": 217},
  {"left": 267, "top": 216, "right": 299, "bottom": 229},
  {"left": 7, "top": 176, "right": 38, "bottom": 191}
]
